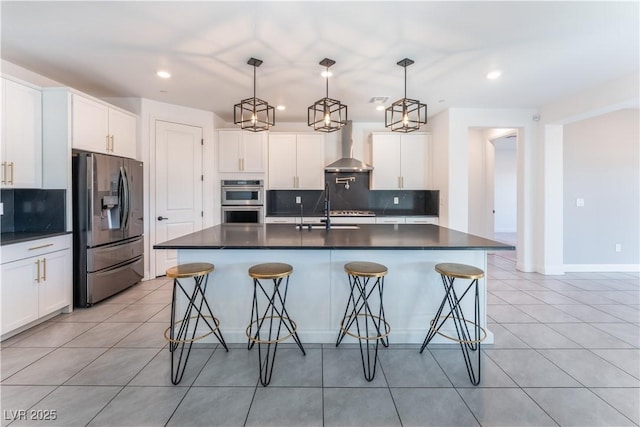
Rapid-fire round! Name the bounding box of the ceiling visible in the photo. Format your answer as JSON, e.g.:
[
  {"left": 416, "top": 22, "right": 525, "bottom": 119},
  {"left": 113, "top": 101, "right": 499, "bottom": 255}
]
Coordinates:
[{"left": 1, "top": 1, "right": 638, "bottom": 123}]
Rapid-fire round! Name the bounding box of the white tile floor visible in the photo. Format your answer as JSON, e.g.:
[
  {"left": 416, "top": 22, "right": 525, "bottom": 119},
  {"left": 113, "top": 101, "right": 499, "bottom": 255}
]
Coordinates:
[{"left": 1, "top": 253, "right": 639, "bottom": 426}]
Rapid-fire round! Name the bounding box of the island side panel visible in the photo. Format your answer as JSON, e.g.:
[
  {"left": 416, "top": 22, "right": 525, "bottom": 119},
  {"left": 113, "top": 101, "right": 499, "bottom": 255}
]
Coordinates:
[
  {"left": 174, "top": 248, "right": 493, "bottom": 344},
  {"left": 330, "top": 249, "right": 491, "bottom": 344},
  {"left": 177, "top": 249, "right": 333, "bottom": 343}
]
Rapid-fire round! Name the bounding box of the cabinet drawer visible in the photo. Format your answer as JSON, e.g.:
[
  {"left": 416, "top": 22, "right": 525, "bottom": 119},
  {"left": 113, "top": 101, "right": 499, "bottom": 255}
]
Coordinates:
[
  {"left": 375, "top": 217, "right": 405, "bottom": 224},
  {"left": 1, "top": 234, "right": 71, "bottom": 265},
  {"left": 405, "top": 216, "right": 439, "bottom": 225}
]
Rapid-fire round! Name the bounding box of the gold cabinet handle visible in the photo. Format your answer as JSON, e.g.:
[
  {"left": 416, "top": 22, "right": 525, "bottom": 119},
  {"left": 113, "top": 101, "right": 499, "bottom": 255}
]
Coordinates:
[
  {"left": 1, "top": 161, "right": 6, "bottom": 184},
  {"left": 42, "top": 257, "right": 47, "bottom": 281},
  {"left": 35, "top": 259, "right": 41, "bottom": 283},
  {"left": 29, "top": 243, "right": 54, "bottom": 251},
  {"left": 106, "top": 135, "right": 110, "bottom": 151},
  {"left": 8, "top": 162, "right": 14, "bottom": 185},
  {"left": 110, "top": 135, "right": 114, "bottom": 151},
  {"left": 398, "top": 176, "right": 402, "bottom": 189}
]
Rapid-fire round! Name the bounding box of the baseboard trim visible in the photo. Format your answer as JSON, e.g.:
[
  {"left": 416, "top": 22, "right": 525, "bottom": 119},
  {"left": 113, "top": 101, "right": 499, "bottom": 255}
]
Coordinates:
[{"left": 563, "top": 264, "right": 640, "bottom": 273}]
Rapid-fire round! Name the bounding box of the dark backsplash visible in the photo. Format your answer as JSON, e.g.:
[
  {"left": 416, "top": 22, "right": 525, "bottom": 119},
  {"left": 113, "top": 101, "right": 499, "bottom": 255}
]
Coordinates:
[
  {"left": 267, "top": 172, "right": 439, "bottom": 216},
  {"left": 1, "top": 189, "right": 66, "bottom": 233}
]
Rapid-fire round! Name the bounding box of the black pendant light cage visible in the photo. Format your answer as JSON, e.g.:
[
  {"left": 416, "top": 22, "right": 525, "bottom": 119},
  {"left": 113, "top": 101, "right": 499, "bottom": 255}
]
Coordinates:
[
  {"left": 234, "top": 58, "right": 275, "bottom": 132},
  {"left": 385, "top": 58, "right": 427, "bottom": 133},
  {"left": 308, "top": 58, "right": 347, "bottom": 133}
]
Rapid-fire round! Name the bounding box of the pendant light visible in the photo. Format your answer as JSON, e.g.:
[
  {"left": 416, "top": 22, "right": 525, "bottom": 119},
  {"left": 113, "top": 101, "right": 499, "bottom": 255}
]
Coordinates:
[
  {"left": 308, "top": 58, "right": 347, "bottom": 133},
  {"left": 385, "top": 58, "right": 427, "bottom": 133},
  {"left": 234, "top": 57, "right": 275, "bottom": 132}
]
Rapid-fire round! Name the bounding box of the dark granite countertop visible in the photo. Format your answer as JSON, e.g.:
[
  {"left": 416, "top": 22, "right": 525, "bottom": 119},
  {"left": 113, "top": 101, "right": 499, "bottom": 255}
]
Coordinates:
[
  {"left": 154, "top": 224, "right": 514, "bottom": 251},
  {"left": 1, "top": 230, "right": 72, "bottom": 246}
]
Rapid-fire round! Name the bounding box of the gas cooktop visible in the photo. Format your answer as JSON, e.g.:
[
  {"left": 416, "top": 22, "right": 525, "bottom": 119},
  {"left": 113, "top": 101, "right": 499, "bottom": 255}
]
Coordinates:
[{"left": 330, "top": 210, "right": 376, "bottom": 217}]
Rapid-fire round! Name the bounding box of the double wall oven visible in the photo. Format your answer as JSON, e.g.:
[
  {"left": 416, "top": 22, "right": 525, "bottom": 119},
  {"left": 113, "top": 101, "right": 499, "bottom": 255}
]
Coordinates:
[{"left": 221, "top": 179, "right": 264, "bottom": 223}]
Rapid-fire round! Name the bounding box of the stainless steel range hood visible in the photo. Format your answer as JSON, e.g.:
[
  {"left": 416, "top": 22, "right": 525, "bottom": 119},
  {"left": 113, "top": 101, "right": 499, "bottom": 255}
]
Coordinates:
[{"left": 324, "top": 121, "right": 373, "bottom": 172}]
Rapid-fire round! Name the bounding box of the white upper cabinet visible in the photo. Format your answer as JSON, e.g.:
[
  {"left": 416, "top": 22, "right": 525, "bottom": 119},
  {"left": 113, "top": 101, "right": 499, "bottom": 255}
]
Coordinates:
[
  {"left": 1, "top": 78, "right": 42, "bottom": 188},
  {"left": 218, "top": 129, "right": 266, "bottom": 173},
  {"left": 72, "top": 94, "right": 136, "bottom": 158},
  {"left": 268, "top": 133, "right": 325, "bottom": 189},
  {"left": 371, "top": 132, "right": 431, "bottom": 189}
]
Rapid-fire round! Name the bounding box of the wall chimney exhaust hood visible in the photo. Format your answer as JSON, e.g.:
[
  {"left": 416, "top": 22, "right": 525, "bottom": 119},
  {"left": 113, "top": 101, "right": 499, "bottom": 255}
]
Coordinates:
[{"left": 324, "top": 121, "right": 373, "bottom": 172}]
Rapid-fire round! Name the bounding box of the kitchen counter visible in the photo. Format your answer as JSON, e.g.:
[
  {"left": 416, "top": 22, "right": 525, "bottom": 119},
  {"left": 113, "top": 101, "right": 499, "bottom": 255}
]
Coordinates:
[
  {"left": 155, "top": 224, "right": 513, "bottom": 344},
  {"left": 1, "top": 230, "right": 71, "bottom": 246},
  {"left": 154, "top": 223, "right": 513, "bottom": 251}
]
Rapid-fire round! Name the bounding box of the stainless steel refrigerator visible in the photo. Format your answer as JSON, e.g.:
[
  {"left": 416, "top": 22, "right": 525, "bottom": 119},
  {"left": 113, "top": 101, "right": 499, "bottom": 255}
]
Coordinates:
[{"left": 72, "top": 151, "right": 144, "bottom": 307}]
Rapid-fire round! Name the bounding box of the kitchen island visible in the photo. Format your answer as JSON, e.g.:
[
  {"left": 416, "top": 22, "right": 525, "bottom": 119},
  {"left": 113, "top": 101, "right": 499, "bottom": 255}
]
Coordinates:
[{"left": 154, "top": 223, "right": 514, "bottom": 344}]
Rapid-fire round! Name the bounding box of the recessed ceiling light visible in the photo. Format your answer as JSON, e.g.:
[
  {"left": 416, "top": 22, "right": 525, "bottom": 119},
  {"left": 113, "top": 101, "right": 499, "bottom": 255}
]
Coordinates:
[
  {"left": 321, "top": 70, "right": 333, "bottom": 78},
  {"left": 376, "top": 105, "right": 385, "bottom": 111},
  {"left": 486, "top": 70, "right": 502, "bottom": 80},
  {"left": 157, "top": 70, "right": 171, "bottom": 79},
  {"left": 277, "top": 105, "right": 286, "bottom": 111}
]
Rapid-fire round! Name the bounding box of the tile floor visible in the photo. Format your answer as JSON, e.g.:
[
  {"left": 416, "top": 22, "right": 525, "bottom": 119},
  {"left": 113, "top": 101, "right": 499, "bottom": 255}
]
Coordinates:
[{"left": 1, "top": 253, "right": 639, "bottom": 426}]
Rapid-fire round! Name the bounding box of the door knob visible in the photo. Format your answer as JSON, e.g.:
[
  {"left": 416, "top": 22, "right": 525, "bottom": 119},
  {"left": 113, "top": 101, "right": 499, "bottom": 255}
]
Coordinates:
[{"left": 157, "top": 216, "right": 169, "bottom": 221}]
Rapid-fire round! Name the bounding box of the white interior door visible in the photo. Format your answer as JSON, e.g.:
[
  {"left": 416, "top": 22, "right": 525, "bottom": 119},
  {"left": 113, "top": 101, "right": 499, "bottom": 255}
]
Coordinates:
[{"left": 154, "top": 120, "right": 203, "bottom": 276}]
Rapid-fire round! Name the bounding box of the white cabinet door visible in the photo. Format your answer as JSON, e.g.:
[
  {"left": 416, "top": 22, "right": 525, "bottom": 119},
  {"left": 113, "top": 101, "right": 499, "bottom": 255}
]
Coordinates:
[
  {"left": 268, "top": 133, "right": 325, "bottom": 189},
  {"left": 1, "top": 257, "right": 39, "bottom": 335},
  {"left": 218, "top": 130, "right": 242, "bottom": 172},
  {"left": 371, "top": 133, "right": 430, "bottom": 189},
  {"left": 242, "top": 131, "right": 266, "bottom": 172},
  {"left": 371, "top": 134, "right": 401, "bottom": 189},
  {"left": 295, "top": 134, "right": 325, "bottom": 189},
  {"left": 1, "top": 78, "right": 42, "bottom": 188},
  {"left": 72, "top": 94, "right": 110, "bottom": 154},
  {"left": 219, "top": 130, "right": 265, "bottom": 172},
  {"left": 268, "top": 134, "right": 297, "bottom": 188},
  {"left": 108, "top": 108, "right": 137, "bottom": 158},
  {"left": 37, "top": 249, "right": 72, "bottom": 316},
  {"left": 401, "top": 133, "right": 430, "bottom": 189}
]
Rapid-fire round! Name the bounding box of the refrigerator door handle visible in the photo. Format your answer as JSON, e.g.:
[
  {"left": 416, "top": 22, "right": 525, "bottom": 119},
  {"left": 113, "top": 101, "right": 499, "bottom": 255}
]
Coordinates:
[{"left": 120, "top": 166, "right": 131, "bottom": 230}]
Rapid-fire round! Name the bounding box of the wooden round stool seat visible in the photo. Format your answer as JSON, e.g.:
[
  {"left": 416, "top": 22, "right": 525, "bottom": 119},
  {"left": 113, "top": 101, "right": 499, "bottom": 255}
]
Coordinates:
[
  {"left": 344, "top": 261, "right": 387, "bottom": 277},
  {"left": 435, "top": 263, "right": 484, "bottom": 279},
  {"left": 166, "top": 262, "right": 214, "bottom": 279},
  {"left": 248, "top": 262, "right": 292, "bottom": 279}
]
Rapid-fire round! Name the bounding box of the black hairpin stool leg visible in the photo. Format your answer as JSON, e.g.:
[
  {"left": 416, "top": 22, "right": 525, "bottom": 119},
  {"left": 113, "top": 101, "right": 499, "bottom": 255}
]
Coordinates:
[
  {"left": 246, "top": 263, "right": 305, "bottom": 387},
  {"left": 164, "top": 263, "right": 228, "bottom": 385},
  {"left": 420, "top": 262, "right": 486, "bottom": 385},
  {"left": 336, "top": 262, "right": 390, "bottom": 382}
]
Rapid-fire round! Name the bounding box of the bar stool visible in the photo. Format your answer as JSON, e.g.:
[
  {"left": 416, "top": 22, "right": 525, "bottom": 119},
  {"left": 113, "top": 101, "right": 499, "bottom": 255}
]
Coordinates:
[
  {"left": 336, "top": 261, "right": 390, "bottom": 382},
  {"left": 246, "top": 262, "right": 305, "bottom": 386},
  {"left": 420, "top": 262, "right": 487, "bottom": 385},
  {"left": 163, "top": 262, "right": 228, "bottom": 385}
]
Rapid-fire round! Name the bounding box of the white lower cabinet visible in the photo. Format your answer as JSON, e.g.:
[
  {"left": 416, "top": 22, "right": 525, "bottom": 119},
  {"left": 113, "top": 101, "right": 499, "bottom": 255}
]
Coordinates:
[{"left": 1, "top": 234, "right": 72, "bottom": 337}]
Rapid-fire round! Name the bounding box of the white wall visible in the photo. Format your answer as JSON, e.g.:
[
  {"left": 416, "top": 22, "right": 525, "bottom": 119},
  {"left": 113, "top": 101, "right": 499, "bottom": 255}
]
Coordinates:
[
  {"left": 538, "top": 71, "right": 640, "bottom": 273},
  {"left": 467, "top": 128, "right": 489, "bottom": 237},
  {"left": 563, "top": 109, "right": 639, "bottom": 268}
]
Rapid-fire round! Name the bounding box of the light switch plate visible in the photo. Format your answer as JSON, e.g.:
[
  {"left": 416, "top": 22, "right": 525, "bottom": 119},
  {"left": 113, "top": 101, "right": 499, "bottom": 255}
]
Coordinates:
[
  {"left": 0, "top": 202, "right": 3, "bottom": 215},
  {"left": 393, "top": 197, "right": 399, "bottom": 205},
  {"left": 576, "top": 198, "right": 585, "bottom": 207},
  {"left": 295, "top": 196, "right": 301, "bottom": 204}
]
